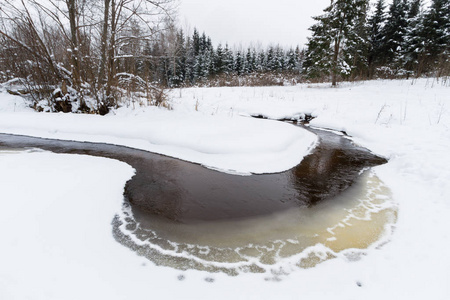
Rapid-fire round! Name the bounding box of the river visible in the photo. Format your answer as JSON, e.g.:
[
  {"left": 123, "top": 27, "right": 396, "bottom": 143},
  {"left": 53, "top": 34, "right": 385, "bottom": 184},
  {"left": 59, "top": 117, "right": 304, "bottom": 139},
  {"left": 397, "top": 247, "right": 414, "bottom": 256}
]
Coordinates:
[{"left": 0, "top": 125, "right": 397, "bottom": 275}]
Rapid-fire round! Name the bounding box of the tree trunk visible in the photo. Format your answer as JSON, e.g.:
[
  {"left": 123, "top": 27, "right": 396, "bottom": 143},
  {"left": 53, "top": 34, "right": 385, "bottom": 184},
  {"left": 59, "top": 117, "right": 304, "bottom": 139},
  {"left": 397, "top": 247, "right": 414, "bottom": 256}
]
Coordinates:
[
  {"left": 105, "top": 0, "right": 117, "bottom": 104},
  {"left": 66, "top": 0, "right": 81, "bottom": 89},
  {"left": 332, "top": 36, "right": 340, "bottom": 86},
  {"left": 97, "top": 0, "right": 111, "bottom": 87}
]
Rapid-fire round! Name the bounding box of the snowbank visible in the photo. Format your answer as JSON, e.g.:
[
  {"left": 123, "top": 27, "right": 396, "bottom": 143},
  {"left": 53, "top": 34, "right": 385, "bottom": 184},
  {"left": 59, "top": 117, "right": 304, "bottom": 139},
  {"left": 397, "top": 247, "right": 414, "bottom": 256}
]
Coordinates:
[{"left": 0, "top": 91, "right": 317, "bottom": 175}]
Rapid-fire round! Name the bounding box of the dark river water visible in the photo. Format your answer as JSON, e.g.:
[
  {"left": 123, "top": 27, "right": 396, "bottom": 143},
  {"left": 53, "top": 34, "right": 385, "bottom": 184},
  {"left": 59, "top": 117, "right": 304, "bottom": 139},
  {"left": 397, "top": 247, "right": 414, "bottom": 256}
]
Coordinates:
[
  {"left": 0, "top": 126, "right": 386, "bottom": 223},
  {"left": 0, "top": 125, "right": 395, "bottom": 275}
]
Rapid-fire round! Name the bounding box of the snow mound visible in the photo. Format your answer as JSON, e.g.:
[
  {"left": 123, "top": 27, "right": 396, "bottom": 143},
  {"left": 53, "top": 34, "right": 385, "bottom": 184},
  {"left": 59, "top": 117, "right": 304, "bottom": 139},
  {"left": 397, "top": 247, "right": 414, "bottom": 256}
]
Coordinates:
[{"left": 0, "top": 94, "right": 317, "bottom": 174}]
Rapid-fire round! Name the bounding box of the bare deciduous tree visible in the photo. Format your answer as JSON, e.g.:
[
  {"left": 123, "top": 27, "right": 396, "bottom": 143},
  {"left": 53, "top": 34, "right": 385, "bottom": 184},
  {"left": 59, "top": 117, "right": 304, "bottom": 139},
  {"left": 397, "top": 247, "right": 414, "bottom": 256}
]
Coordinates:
[{"left": 0, "top": 0, "right": 175, "bottom": 113}]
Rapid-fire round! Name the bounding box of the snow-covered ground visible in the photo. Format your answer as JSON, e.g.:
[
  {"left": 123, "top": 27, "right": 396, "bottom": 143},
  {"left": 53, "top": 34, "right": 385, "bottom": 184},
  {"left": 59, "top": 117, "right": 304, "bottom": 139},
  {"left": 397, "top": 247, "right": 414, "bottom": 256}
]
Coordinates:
[
  {"left": 0, "top": 90, "right": 317, "bottom": 175},
  {"left": 0, "top": 78, "right": 449, "bottom": 299}
]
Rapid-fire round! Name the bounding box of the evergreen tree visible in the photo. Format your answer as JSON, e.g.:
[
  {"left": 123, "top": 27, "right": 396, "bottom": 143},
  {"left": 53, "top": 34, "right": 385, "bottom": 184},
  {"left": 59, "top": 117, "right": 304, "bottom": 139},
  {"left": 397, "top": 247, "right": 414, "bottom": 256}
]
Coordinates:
[
  {"left": 167, "top": 29, "right": 186, "bottom": 87},
  {"left": 215, "top": 44, "right": 225, "bottom": 75},
  {"left": 234, "top": 50, "right": 245, "bottom": 75},
  {"left": 286, "top": 48, "right": 298, "bottom": 71},
  {"left": 380, "top": 0, "right": 409, "bottom": 70},
  {"left": 343, "top": 0, "right": 370, "bottom": 79},
  {"left": 209, "top": 47, "right": 218, "bottom": 76},
  {"left": 193, "top": 55, "right": 203, "bottom": 81},
  {"left": 250, "top": 48, "right": 258, "bottom": 73},
  {"left": 192, "top": 28, "right": 201, "bottom": 56},
  {"left": 200, "top": 50, "right": 212, "bottom": 79},
  {"left": 367, "top": 0, "right": 386, "bottom": 78},
  {"left": 256, "top": 49, "right": 266, "bottom": 72},
  {"left": 420, "top": 0, "right": 450, "bottom": 74},
  {"left": 266, "top": 46, "right": 276, "bottom": 71},
  {"left": 184, "top": 36, "right": 196, "bottom": 84},
  {"left": 295, "top": 46, "right": 304, "bottom": 72},
  {"left": 303, "top": 0, "right": 369, "bottom": 85},
  {"left": 275, "top": 46, "right": 286, "bottom": 72},
  {"left": 245, "top": 48, "right": 253, "bottom": 73},
  {"left": 402, "top": 0, "right": 425, "bottom": 76},
  {"left": 223, "top": 44, "right": 234, "bottom": 74}
]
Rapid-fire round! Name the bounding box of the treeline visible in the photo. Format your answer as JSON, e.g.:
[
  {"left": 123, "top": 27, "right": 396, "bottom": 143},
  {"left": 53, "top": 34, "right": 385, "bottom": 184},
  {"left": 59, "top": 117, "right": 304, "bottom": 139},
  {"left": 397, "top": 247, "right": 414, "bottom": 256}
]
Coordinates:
[
  {"left": 303, "top": 0, "right": 450, "bottom": 85},
  {"left": 149, "top": 0, "right": 450, "bottom": 87},
  {"left": 0, "top": 0, "right": 448, "bottom": 114},
  {"left": 0, "top": 0, "right": 302, "bottom": 115},
  {"left": 148, "top": 28, "right": 304, "bottom": 87}
]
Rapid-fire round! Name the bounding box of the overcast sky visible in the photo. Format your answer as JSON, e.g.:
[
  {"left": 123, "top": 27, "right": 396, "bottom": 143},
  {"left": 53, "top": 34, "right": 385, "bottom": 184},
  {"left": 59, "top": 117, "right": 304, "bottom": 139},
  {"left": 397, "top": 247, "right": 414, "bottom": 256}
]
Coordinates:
[
  {"left": 178, "top": 0, "right": 333, "bottom": 49},
  {"left": 177, "top": 0, "right": 432, "bottom": 49}
]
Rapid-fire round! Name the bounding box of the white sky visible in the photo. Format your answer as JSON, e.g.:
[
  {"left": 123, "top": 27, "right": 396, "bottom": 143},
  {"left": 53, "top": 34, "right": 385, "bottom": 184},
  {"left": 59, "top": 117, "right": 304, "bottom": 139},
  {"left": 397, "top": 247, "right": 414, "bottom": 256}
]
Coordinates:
[
  {"left": 178, "top": 0, "right": 332, "bottom": 49},
  {"left": 177, "top": 0, "right": 431, "bottom": 49}
]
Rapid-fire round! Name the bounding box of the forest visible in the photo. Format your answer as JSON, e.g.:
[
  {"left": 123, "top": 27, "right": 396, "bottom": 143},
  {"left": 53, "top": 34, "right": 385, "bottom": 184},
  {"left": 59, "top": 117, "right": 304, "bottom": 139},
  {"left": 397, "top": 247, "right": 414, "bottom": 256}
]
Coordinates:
[{"left": 0, "top": 0, "right": 449, "bottom": 113}]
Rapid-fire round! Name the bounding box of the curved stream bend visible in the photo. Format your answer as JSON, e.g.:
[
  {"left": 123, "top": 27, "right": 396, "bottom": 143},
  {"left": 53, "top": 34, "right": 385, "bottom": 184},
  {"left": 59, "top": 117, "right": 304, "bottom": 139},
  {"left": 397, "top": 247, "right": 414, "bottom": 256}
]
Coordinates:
[
  {"left": 0, "top": 126, "right": 395, "bottom": 275},
  {"left": 0, "top": 126, "right": 386, "bottom": 223}
]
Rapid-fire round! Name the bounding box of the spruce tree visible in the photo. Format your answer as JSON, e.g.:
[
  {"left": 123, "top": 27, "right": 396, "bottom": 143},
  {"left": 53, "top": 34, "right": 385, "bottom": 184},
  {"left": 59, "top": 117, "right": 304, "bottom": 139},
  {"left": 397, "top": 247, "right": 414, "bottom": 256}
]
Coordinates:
[
  {"left": 380, "top": 0, "right": 409, "bottom": 71},
  {"left": 223, "top": 44, "right": 234, "bottom": 75},
  {"left": 168, "top": 29, "right": 186, "bottom": 87},
  {"left": 250, "top": 48, "right": 258, "bottom": 73},
  {"left": 215, "top": 44, "right": 225, "bottom": 75},
  {"left": 303, "top": 0, "right": 369, "bottom": 85},
  {"left": 266, "top": 46, "right": 275, "bottom": 71},
  {"left": 275, "top": 46, "right": 286, "bottom": 72},
  {"left": 256, "top": 49, "right": 266, "bottom": 72},
  {"left": 295, "top": 46, "right": 304, "bottom": 72},
  {"left": 192, "top": 28, "right": 200, "bottom": 56},
  {"left": 343, "top": 0, "right": 370, "bottom": 79},
  {"left": 234, "top": 50, "right": 245, "bottom": 75},
  {"left": 402, "top": 0, "right": 425, "bottom": 77},
  {"left": 245, "top": 48, "right": 253, "bottom": 73},
  {"left": 286, "top": 48, "right": 298, "bottom": 72},
  {"left": 420, "top": 0, "right": 450, "bottom": 74},
  {"left": 184, "top": 36, "right": 195, "bottom": 84},
  {"left": 367, "top": 0, "right": 386, "bottom": 78}
]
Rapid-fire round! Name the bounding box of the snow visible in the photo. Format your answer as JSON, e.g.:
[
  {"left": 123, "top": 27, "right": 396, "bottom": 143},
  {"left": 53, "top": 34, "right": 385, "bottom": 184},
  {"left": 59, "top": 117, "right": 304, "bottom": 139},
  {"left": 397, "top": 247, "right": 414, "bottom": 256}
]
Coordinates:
[
  {"left": 1, "top": 78, "right": 450, "bottom": 299},
  {"left": 0, "top": 92, "right": 317, "bottom": 175}
]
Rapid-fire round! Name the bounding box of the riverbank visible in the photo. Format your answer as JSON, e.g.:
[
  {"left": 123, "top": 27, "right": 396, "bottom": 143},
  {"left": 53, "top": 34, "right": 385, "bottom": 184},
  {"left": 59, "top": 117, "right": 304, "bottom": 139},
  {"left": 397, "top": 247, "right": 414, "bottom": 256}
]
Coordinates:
[
  {"left": 0, "top": 78, "right": 449, "bottom": 299},
  {"left": 0, "top": 90, "right": 317, "bottom": 175}
]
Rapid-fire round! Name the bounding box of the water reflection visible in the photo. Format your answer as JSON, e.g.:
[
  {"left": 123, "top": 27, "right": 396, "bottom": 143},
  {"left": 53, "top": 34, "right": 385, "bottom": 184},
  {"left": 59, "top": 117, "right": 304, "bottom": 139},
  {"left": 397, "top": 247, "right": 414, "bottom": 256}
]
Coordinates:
[
  {"left": 291, "top": 128, "right": 387, "bottom": 206},
  {"left": 114, "top": 171, "right": 397, "bottom": 275},
  {"left": 0, "top": 126, "right": 394, "bottom": 274},
  {"left": 0, "top": 126, "right": 386, "bottom": 223}
]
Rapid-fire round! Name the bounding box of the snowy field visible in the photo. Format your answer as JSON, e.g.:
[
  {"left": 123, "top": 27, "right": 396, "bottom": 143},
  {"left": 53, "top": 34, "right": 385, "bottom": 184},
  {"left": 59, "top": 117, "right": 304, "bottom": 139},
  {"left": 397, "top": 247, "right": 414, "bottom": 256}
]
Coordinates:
[{"left": 0, "top": 78, "right": 449, "bottom": 299}]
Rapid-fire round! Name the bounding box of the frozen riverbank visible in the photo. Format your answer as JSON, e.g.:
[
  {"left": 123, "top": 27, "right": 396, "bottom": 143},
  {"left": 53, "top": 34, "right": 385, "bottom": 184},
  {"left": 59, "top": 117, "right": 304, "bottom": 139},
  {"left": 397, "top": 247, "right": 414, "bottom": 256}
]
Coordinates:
[{"left": 0, "top": 90, "right": 317, "bottom": 175}]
